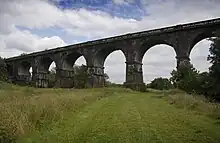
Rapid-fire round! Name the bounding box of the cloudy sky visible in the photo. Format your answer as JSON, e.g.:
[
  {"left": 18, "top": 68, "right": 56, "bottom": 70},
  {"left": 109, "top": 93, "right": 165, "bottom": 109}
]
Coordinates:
[{"left": 0, "top": 0, "right": 220, "bottom": 83}]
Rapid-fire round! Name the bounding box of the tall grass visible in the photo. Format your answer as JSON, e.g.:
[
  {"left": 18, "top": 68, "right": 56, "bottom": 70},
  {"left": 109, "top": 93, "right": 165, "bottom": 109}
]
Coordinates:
[
  {"left": 0, "top": 82, "right": 130, "bottom": 142},
  {"left": 162, "top": 89, "right": 220, "bottom": 119},
  {"left": 1, "top": 81, "right": 220, "bottom": 142}
]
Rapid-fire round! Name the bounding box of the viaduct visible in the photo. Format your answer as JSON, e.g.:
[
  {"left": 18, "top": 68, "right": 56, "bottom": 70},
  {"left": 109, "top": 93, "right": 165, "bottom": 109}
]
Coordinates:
[{"left": 4, "top": 18, "right": 220, "bottom": 91}]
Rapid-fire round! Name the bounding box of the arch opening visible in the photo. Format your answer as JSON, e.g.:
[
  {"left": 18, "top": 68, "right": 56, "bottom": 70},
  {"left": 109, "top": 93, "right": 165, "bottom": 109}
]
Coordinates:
[
  {"left": 18, "top": 61, "right": 31, "bottom": 76},
  {"left": 17, "top": 61, "right": 32, "bottom": 82},
  {"left": 139, "top": 39, "right": 174, "bottom": 62},
  {"left": 94, "top": 46, "right": 126, "bottom": 68},
  {"left": 189, "top": 31, "right": 216, "bottom": 53},
  {"left": 38, "top": 57, "right": 57, "bottom": 88},
  {"left": 62, "top": 53, "right": 87, "bottom": 88},
  {"left": 48, "top": 61, "right": 57, "bottom": 88},
  {"left": 72, "top": 55, "right": 87, "bottom": 88},
  {"left": 104, "top": 50, "right": 126, "bottom": 86},
  {"left": 39, "top": 57, "right": 55, "bottom": 73},
  {"left": 74, "top": 56, "right": 86, "bottom": 67},
  {"left": 142, "top": 44, "right": 176, "bottom": 85},
  {"left": 64, "top": 52, "right": 87, "bottom": 70},
  {"left": 190, "top": 37, "right": 216, "bottom": 73},
  {"left": 29, "top": 67, "right": 33, "bottom": 80}
]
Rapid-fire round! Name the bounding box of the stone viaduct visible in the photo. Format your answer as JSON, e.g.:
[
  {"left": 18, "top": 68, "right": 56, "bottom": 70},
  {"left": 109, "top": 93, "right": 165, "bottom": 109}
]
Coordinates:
[{"left": 4, "top": 18, "right": 220, "bottom": 90}]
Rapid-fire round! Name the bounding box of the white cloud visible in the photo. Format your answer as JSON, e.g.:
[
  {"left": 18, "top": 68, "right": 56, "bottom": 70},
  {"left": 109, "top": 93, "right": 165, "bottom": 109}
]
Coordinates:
[
  {"left": 0, "top": 0, "right": 219, "bottom": 83},
  {"left": 112, "top": 0, "right": 135, "bottom": 5},
  {"left": 0, "top": 28, "right": 66, "bottom": 58}
]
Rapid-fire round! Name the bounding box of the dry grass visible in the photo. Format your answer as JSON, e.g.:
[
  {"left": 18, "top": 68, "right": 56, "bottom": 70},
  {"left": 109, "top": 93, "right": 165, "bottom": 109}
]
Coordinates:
[
  {"left": 0, "top": 82, "right": 127, "bottom": 142},
  {"left": 163, "top": 90, "right": 220, "bottom": 119}
]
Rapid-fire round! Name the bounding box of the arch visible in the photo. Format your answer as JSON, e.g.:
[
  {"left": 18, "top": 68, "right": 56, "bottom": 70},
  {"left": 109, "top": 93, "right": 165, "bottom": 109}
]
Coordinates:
[
  {"left": 190, "top": 38, "right": 213, "bottom": 72},
  {"left": 189, "top": 30, "right": 217, "bottom": 55},
  {"left": 104, "top": 50, "right": 126, "bottom": 84},
  {"left": 6, "top": 64, "right": 13, "bottom": 77},
  {"left": 18, "top": 61, "right": 31, "bottom": 76},
  {"left": 139, "top": 39, "right": 175, "bottom": 62},
  {"left": 75, "top": 56, "right": 86, "bottom": 66},
  {"left": 29, "top": 67, "right": 33, "bottom": 77},
  {"left": 93, "top": 46, "right": 127, "bottom": 68},
  {"left": 142, "top": 44, "right": 176, "bottom": 83},
  {"left": 63, "top": 52, "right": 88, "bottom": 70},
  {"left": 189, "top": 29, "right": 219, "bottom": 72},
  {"left": 49, "top": 61, "right": 56, "bottom": 73},
  {"left": 38, "top": 56, "right": 56, "bottom": 72},
  {"left": 48, "top": 61, "right": 57, "bottom": 88}
]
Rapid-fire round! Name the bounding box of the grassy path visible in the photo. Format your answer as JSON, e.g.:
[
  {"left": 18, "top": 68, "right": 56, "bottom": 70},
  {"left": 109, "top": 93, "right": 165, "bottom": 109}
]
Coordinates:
[{"left": 18, "top": 92, "right": 220, "bottom": 143}]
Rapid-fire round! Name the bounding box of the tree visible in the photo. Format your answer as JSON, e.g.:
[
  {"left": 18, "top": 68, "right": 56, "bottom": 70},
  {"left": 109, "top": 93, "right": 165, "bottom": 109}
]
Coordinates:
[
  {"left": 20, "top": 53, "right": 27, "bottom": 56},
  {"left": 206, "top": 34, "right": 220, "bottom": 99},
  {"left": 208, "top": 36, "right": 220, "bottom": 80},
  {"left": 147, "top": 77, "right": 173, "bottom": 90},
  {"left": 170, "top": 62, "right": 200, "bottom": 93}
]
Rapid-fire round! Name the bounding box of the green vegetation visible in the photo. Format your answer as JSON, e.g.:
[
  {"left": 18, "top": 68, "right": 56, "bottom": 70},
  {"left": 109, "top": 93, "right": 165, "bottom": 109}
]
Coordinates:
[
  {"left": 0, "top": 82, "right": 220, "bottom": 143},
  {"left": 148, "top": 34, "right": 220, "bottom": 101},
  {"left": 0, "top": 56, "right": 7, "bottom": 82},
  {"left": 147, "top": 77, "right": 173, "bottom": 90}
]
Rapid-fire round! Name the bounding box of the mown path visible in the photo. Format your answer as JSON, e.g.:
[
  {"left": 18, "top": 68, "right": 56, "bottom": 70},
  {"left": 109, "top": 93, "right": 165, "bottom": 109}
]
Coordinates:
[{"left": 19, "top": 92, "right": 220, "bottom": 143}]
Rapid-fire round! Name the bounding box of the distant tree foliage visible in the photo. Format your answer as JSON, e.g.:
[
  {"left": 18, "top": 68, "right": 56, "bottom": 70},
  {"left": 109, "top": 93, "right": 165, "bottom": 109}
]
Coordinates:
[
  {"left": 147, "top": 77, "right": 173, "bottom": 90},
  {"left": 20, "top": 53, "right": 27, "bottom": 56},
  {"left": 0, "top": 56, "right": 7, "bottom": 82}
]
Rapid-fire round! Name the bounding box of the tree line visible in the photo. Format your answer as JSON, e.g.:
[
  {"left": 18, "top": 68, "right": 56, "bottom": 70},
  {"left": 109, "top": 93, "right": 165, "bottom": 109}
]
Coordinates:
[{"left": 147, "top": 34, "right": 220, "bottom": 101}]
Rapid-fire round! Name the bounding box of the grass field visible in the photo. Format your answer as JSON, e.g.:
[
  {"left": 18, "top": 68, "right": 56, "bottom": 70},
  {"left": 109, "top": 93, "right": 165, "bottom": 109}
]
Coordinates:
[{"left": 0, "top": 82, "right": 220, "bottom": 143}]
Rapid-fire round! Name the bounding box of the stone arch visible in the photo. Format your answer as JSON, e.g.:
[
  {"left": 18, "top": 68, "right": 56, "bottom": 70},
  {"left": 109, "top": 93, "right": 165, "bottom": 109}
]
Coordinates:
[
  {"left": 38, "top": 56, "right": 56, "bottom": 73},
  {"left": 104, "top": 50, "right": 126, "bottom": 84},
  {"left": 189, "top": 30, "right": 220, "bottom": 72},
  {"left": 36, "top": 56, "right": 57, "bottom": 88},
  {"left": 93, "top": 45, "right": 127, "bottom": 68},
  {"left": 138, "top": 38, "right": 176, "bottom": 62},
  {"left": 18, "top": 61, "right": 32, "bottom": 76},
  {"left": 189, "top": 29, "right": 218, "bottom": 55},
  {"left": 142, "top": 44, "right": 177, "bottom": 83},
  {"left": 17, "top": 60, "right": 33, "bottom": 83},
  {"left": 62, "top": 51, "right": 88, "bottom": 70}
]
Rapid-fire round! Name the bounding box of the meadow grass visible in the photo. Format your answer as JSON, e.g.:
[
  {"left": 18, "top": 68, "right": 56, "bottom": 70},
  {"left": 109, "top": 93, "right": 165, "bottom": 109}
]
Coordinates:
[{"left": 0, "top": 82, "right": 220, "bottom": 143}]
